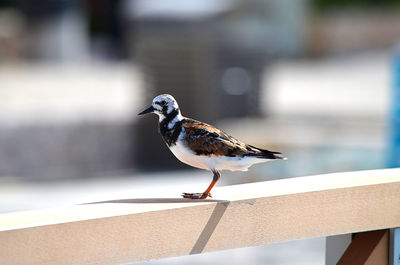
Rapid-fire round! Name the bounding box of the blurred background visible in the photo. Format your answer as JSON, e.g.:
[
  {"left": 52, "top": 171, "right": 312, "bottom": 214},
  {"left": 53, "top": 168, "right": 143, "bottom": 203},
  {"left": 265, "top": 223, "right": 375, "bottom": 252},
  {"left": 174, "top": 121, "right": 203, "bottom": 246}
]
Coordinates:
[{"left": 0, "top": 0, "right": 399, "bottom": 264}]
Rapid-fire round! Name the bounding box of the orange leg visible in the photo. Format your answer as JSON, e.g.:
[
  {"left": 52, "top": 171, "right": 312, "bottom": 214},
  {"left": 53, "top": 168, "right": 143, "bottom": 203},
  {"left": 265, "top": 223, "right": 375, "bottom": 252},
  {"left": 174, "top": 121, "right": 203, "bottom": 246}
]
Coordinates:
[{"left": 182, "top": 170, "right": 220, "bottom": 199}]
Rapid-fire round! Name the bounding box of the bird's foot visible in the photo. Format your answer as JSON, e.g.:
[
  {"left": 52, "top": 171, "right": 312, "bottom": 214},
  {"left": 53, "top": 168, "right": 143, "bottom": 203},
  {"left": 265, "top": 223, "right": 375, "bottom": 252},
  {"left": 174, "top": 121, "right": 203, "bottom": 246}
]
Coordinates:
[{"left": 182, "top": 192, "right": 211, "bottom": 199}]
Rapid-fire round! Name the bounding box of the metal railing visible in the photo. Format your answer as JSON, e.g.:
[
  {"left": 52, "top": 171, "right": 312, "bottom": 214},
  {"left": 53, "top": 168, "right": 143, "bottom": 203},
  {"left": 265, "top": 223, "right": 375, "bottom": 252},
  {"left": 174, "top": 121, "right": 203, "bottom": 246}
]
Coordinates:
[{"left": 0, "top": 168, "right": 399, "bottom": 265}]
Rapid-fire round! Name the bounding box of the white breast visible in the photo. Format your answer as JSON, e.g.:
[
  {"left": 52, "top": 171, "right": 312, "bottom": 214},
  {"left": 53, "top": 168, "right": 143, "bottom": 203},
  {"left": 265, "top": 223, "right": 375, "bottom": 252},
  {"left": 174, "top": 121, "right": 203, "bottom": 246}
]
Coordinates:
[
  {"left": 168, "top": 137, "right": 208, "bottom": 170},
  {"left": 169, "top": 132, "right": 269, "bottom": 172}
]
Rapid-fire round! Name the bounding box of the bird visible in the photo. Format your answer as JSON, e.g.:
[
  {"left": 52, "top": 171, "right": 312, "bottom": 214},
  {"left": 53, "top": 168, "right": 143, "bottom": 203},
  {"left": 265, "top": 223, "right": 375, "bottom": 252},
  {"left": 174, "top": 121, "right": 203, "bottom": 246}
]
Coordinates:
[{"left": 138, "top": 94, "right": 286, "bottom": 199}]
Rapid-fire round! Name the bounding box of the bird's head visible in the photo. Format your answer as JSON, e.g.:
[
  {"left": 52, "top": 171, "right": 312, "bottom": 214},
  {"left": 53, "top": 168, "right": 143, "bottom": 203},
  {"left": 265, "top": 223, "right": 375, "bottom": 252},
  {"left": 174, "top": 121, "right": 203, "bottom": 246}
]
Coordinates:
[{"left": 138, "top": 94, "right": 180, "bottom": 120}]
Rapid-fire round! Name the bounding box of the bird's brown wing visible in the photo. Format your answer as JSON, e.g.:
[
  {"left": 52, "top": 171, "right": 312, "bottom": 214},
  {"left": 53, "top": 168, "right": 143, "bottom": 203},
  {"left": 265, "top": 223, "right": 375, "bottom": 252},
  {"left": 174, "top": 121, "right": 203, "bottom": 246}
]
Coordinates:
[{"left": 181, "top": 118, "right": 259, "bottom": 157}]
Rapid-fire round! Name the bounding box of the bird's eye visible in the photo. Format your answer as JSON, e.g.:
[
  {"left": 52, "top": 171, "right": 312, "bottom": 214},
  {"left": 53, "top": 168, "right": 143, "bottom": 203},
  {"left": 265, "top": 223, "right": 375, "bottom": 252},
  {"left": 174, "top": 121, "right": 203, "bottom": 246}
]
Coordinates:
[{"left": 155, "top": 100, "right": 166, "bottom": 106}]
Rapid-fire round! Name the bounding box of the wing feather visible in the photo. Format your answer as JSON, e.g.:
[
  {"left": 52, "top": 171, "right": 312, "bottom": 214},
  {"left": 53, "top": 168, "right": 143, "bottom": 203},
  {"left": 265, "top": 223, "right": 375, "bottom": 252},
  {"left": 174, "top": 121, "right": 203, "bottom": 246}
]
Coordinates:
[{"left": 182, "top": 119, "right": 259, "bottom": 157}]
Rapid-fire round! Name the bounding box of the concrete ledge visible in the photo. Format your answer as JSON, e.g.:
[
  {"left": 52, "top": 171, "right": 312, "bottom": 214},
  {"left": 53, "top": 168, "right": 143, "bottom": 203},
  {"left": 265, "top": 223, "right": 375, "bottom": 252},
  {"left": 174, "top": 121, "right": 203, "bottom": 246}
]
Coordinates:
[{"left": 1, "top": 168, "right": 400, "bottom": 265}]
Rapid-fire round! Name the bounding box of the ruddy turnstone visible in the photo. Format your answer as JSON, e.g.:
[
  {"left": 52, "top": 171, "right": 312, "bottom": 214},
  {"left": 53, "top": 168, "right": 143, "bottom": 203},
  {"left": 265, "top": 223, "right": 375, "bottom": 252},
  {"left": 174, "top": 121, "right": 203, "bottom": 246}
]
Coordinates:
[{"left": 138, "top": 94, "right": 286, "bottom": 199}]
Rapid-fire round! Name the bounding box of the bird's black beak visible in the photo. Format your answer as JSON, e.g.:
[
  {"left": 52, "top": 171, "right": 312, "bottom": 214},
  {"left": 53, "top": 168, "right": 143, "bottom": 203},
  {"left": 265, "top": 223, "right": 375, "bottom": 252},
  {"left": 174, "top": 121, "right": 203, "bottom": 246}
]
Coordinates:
[{"left": 138, "top": 106, "right": 155, "bottom": 115}]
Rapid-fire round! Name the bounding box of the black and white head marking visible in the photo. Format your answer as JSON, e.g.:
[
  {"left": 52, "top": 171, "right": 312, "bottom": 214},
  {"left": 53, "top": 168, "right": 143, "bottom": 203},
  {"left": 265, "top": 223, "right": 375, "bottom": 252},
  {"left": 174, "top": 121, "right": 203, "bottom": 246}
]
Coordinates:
[
  {"left": 151, "top": 94, "right": 181, "bottom": 121},
  {"left": 143, "top": 94, "right": 184, "bottom": 146}
]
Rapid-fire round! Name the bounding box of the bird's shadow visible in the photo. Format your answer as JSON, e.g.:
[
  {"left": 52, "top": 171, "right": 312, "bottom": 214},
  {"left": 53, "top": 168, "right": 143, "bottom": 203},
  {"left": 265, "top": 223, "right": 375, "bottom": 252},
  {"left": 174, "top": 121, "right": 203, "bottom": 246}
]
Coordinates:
[
  {"left": 82, "top": 198, "right": 226, "bottom": 204},
  {"left": 81, "top": 197, "right": 231, "bottom": 255}
]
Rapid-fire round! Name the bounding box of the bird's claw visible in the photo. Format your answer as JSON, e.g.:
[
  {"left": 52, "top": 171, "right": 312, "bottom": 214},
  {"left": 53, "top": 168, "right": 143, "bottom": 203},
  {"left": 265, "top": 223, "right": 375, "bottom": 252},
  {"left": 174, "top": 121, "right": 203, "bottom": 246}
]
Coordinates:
[{"left": 182, "top": 192, "right": 211, "bottom": 199}]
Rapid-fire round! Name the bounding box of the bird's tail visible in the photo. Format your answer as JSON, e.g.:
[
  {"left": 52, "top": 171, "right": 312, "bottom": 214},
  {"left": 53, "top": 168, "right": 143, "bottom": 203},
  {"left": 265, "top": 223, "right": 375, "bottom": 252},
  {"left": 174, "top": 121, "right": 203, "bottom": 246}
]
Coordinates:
[{"left": 246, "top": 145, "right": 287, "bottom": 160}]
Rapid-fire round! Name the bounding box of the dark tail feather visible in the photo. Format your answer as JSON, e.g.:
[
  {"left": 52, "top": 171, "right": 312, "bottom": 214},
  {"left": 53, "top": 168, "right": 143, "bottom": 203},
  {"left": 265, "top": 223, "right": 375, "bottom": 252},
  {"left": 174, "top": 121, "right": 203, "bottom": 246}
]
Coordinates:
[{"left": 247, "top": 145, "right": 287, "bottom": 160}]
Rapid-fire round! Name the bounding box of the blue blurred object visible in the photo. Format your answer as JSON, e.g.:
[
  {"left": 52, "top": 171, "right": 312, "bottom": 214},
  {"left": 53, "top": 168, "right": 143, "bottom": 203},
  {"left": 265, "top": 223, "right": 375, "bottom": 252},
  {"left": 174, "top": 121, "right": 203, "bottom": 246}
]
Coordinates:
[{"left": 389, "top": 47, "right": 400, "bottom": 167}]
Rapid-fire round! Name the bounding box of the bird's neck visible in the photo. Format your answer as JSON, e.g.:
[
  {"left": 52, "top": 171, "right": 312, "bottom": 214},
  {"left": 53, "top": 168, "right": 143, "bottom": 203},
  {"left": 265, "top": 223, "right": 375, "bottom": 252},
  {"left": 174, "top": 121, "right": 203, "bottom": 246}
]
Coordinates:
[
  {"left": 158, "top": 108, "right": 183, "bottom": 146},
  {"left": 158, "top": 108, "right": 183, "bottom": 127}
]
